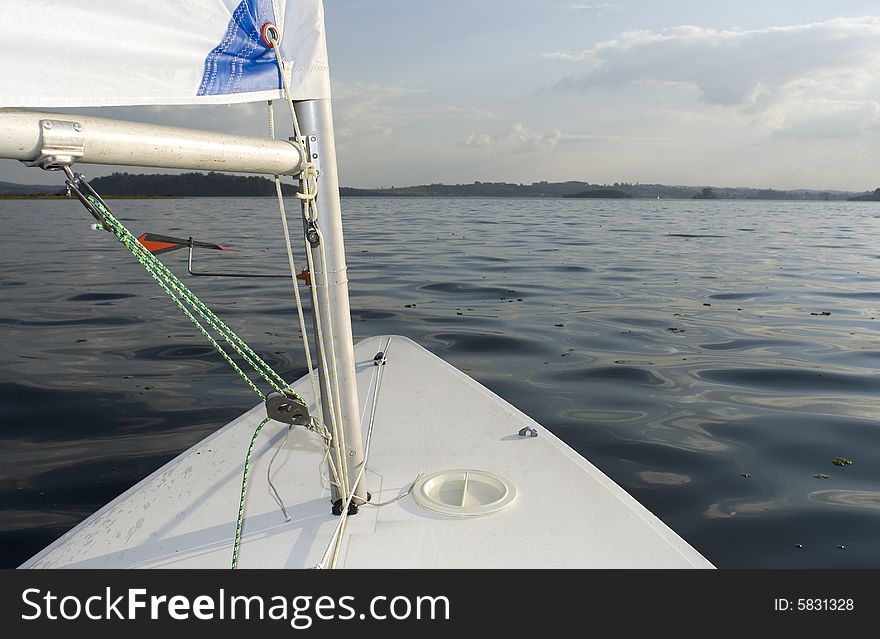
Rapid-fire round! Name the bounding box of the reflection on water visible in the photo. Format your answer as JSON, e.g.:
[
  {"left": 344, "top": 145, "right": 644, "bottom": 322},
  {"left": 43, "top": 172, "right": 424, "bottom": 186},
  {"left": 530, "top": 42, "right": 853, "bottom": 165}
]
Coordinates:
[
  {"left": 809, "top": 490, "right": 880, "bottom": 509},
  {"left": 1, "top": 196, "right": 879, "bottom": 568}
]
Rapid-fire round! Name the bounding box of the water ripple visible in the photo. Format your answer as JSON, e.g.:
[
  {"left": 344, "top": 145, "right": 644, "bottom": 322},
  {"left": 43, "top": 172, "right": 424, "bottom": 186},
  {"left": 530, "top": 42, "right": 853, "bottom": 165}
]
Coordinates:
[{"left": 2, "top": 197, "right": 880, "bottom": 568}]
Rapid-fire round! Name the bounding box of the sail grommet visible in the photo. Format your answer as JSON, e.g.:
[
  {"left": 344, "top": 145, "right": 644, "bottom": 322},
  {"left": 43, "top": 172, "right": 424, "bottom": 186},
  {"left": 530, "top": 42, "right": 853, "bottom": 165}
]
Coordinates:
[{"left": 261, "top": 22, "right": 279, "bottom": 48}]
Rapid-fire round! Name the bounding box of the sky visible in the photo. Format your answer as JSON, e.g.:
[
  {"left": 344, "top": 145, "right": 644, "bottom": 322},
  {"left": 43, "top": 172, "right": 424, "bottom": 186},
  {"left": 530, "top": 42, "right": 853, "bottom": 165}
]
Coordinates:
[{"left": 3, "top": 0, "right": 880, "bottom": 191}]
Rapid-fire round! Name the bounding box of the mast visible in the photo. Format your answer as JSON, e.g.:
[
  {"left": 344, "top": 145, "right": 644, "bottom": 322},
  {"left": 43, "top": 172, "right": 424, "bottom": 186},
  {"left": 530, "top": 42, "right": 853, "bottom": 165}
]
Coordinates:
[{"left": 293, "top": 98, "right": 367, "bottom": 507}]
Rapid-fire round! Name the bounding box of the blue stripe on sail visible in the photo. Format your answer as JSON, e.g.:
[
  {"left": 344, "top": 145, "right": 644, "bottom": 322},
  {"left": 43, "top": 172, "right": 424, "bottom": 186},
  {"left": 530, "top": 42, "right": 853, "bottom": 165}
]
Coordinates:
[{"left": 198, "top": 0, "right": 281, "bottom": 97}]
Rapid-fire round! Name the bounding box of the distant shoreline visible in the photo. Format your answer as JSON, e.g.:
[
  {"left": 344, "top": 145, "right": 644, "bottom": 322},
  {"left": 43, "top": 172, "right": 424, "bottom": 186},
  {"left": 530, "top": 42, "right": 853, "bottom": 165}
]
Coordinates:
[
  {"left": 1, "top": 172, "right": 876, "bottom": 201},
  {"left": 4, "top": 193, "right": 880, "bottom": 202},
  {"left": 0, "top": 193, "right": 181, "bottom": 200}
]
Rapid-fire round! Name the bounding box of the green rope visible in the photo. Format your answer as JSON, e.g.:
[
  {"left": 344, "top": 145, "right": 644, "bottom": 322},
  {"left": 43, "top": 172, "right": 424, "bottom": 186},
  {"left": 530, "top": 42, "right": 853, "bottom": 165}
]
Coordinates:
[
  {"left": 86, "top": 195, "right": 305, "bottom": 404},
  {"left": 78, "top": 193, "right": 311, "bottom": 570},
  {"left": 231, "top": 416, "right": 270, "bottom": 569}
]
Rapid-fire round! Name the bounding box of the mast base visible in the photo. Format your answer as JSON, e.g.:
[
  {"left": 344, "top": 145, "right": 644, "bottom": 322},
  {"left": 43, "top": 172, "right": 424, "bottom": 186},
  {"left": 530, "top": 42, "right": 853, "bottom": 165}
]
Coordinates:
[{"left": 332, "top": 498, "right": 360, "bottom": 517}]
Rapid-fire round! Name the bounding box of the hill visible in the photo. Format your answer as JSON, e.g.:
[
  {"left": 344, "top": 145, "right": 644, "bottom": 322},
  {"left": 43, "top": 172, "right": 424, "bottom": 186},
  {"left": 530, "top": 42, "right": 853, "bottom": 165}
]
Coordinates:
[
  {"left": 340, "top": 181, "right": 859, "bottom": 200},
  {"left": 88, "top": 172, "right": 299, "bottom": 197},
  {"left": 0, "top": 172, "right": 872, "bottom": 201},
  {"left": 563, "top": 189, "right": 631, "bottom": 199},
  {"left": 0, "top": 180, "right": 61, "bottom": 195},
  {"left": 847, "top": 188, "right": 880, "bottom": 201}
]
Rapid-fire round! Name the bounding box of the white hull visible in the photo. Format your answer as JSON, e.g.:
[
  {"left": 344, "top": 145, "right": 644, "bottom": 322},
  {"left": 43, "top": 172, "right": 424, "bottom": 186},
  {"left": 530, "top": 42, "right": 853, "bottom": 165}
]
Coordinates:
[{"left": 22, "top": 336, "right": 712, "bottom": 569}]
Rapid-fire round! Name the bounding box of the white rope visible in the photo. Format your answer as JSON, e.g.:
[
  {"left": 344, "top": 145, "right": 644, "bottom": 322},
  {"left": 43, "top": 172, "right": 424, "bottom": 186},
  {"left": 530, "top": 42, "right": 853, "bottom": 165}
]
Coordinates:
[
  {"left": 315, "top": 225, "right": 351, "bottom": 498},
  {"left": 266, "top": 31, "right": 351, "bottom": 504},
  {"left": 300, "top": 210, "right": 350, "bottom": 500},
  {"left": 267, "top": 100, "right": 321, "bottom": 416},
  {"left": 315, "top": 338, "right": 394, "bottom": 569},
  {"left": 366, "top": 473, "right": 422, "bottom": 507},
  {"left": 267, "top": 100, "right": 345, "bottom": 496},
  {"left": 266, "top": 424, "right": 292, "bottom": 522}
]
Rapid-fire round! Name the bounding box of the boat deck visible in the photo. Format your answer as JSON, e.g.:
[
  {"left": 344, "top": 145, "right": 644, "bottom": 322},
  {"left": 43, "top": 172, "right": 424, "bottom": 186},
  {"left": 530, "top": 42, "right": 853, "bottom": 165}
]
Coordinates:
[{"left": 22, "top": 335, "right": 712, "bottom": 569}]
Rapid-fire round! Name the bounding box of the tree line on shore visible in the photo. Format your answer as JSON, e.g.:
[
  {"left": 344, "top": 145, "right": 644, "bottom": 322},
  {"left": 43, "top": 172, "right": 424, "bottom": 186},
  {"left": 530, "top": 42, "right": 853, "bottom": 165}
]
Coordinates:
[{"left": 2, "top": 172, "right": 877, "bottom": 200}]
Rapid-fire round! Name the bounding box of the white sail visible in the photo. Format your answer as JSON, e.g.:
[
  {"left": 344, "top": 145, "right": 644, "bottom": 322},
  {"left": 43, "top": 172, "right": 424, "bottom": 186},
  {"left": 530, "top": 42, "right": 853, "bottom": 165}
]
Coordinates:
[{"left": 0, "top": 0, "right": 330, "bottom": 107}]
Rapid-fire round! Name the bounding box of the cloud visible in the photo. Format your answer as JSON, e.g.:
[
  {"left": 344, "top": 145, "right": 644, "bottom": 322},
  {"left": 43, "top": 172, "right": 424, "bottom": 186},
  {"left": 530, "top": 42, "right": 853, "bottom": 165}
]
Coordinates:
[
  {"left": 771, "top": 99, "right": 880, "bottom": 140},
  {"left": 331, "top": 83, "right": 423, "bottom": 142},
  {"left": 461, "top": 123, "right": 563, "bottom": 152},
  {"left": 549, "top": 17, "right": 880, "bottom": 108},
  {"left": 460, "top": 124, "right": 665, "bottom": 153},
  {"left": 645, "top": 108, "right": 713, "bottom": 122},
  {"left": 331, "top": 82, "right": 493, "bottom": 144},
  {"left": 570, "top": 3, "right": 620, "bottom": 15}
]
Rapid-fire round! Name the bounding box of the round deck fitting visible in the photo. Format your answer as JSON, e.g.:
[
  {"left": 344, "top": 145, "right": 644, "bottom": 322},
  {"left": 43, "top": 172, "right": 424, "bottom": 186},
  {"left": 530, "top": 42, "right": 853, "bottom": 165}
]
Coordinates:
[{"left": 412, "top": 469, "right": 516, "bottom": 517}]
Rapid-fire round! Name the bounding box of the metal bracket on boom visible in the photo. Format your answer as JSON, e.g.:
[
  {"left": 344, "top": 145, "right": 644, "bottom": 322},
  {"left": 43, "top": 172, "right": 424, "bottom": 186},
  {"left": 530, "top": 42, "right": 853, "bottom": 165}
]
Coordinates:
[
  {"left": 62, "top": 168, "right": 109, "bottom": 228},
  {"left": 24, "top": 119, "right": 85, "bottom": 170},
  {"left": 301, "top": 134, "right": 321, "bottom": 177}
]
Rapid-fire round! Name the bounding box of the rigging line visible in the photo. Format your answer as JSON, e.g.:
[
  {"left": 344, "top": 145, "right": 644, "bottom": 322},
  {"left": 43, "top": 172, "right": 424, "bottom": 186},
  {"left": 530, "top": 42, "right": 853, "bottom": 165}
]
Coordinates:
[
  {"left": 308, "top": 409, "right": 344, "bottom": 496},
  {"left": 301, "top": 214, "right": 350, "bottom": 502},
  {"left": 268, "top": 30, "right": 352, "bottom": 505},
  {"left": 69, "top": 181, "right": 294, "bottom": 400},
  {"left": 320, "top": 342, "right": 381, "bottom": 492},
  {"left": 267, "top": 100, "right": 321, "bottom": 413},
  {"left": 134, "top": 245, "right": 266, "bottom": 398},
  {"left": 318, "top": 440, "right": 343, "bottom": 492},
  {"left": 365, "top": 473, "right": 423, "bottom": 508},
  {"left": 266, "top": 424, "right": 292, "bottom": 523},
  {"left": 316, "top": 417, "right": 343, "bottom": 492},
  {"left": 62, "top": 169, "right": 337, "bottom": 567},
  {"left": 231, "top": 417, "right": 270, "bottom": 569},
  {"left": 291, "top": 159, "right": 349, "bottom": 501},
  {"left": 324, "top": 335, "right": 381, "bottom": 570},
  {"left": 267, "top": 102, "right": 345, "bottom": 498},
  {"left": 349, "top": 335, "right": 389, "bottom": 507},
  {"left": 314, "top": 225, "right": 350, "bottom": 495},
  {"left": 266, "top": 32, "right": 352, "bottom": 501},
  {"left": 84, "top": 180, "right": 288, "bottom": 393},
  {"left": 117, "top": 240, "right": 286, "bottom": 390},
  {"left": 318, "top": 338, "right": 394, "bottom": 570},
  {"left": 305, "top": 211, "right": 350, "bottom": 501},
  {"left": 316, "top": 419, "right": 344, "bottom": 494},
  {"left": 266, "top": 417, "right": 341, "bottom": 524},
  {"left": 129, "top": 236, "right": 284, "bottom": 394},
  {"left": 75, "top": 179, "right": 291, "bottom": 395},
  {"left": 362, "top": 337, "right": 391, "bottom": 467},
  {"left": 267, "top": 31, "right": 303, "bottom": 142},
  {"left": 102, "top": 214, "right": 283, "bottom": 394}
]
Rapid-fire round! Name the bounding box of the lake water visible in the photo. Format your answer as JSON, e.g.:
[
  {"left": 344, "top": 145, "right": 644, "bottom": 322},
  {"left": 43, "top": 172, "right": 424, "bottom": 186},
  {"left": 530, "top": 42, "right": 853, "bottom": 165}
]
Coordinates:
[{"left": 1, "top": 196, "right": 879, "bottom": 568}]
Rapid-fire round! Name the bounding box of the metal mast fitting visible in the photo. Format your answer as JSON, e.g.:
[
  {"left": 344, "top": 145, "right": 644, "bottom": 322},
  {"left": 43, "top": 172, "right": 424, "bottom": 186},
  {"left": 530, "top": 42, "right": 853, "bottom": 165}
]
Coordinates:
[
  {"left": 293, "top": 98, "right": 368, "bottom": 507},
  {"left": 0, "top": 108, "right": 305, "bottom": 175}
]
